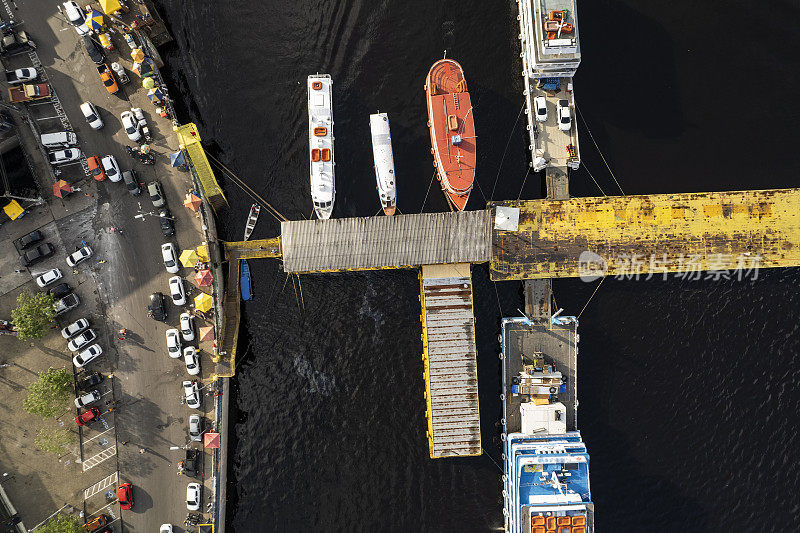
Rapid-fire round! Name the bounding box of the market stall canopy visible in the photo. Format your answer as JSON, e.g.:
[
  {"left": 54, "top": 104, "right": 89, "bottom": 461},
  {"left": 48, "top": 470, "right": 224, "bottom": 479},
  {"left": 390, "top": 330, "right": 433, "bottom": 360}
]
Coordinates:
[
  {"left": 132, "top": 59, "right": 154, "bottom": 77},
  {"left": 99, "top": 0, "right": 122, "bottom": 14},
  {"left": 194, "top": 269, "right": 214, "bottom": 287},
  {"left": 169, "top": 151, "right": 185, "bottom": 167},
  {"left": 184, "top": 192, "right": 202, "bottom": 212},
  {"left": 147, "top": 87, "right": 164, "bottom": 102},
  {"left": 204, "top": 433, "right": 220, "bottom": 448},
  {"left": 131, "top": 48, "right": 145, "bottom": 62},
  {"left": 180, "top": 249, "right": 199, "bottom": 267},
  {"left": 198, "top": 325, "right": 215, "bottom": 341},
  {"left": 87, "top": 10, "right": 105, "bottom": 30},
  {"left": 196, "top": 244, "right": 209, "bottom": 262},
  {"left": 2, "top": 200, "right": 23, "bottom": 221},
  {"left": 194, "top": 292, "right": 213, "bottom": 313},
  {"left": 142, "top": 77, "right": 156, "bottom": 89},
  {"left": 53, "top": 179, "right": 72, "bottom": 198}
]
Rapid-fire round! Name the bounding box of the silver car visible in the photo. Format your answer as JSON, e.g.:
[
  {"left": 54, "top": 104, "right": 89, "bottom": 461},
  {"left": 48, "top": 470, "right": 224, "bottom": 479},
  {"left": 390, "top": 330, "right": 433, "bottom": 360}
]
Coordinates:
[{"left": 67, "top": 328, "right": 96, "bottom": 352}]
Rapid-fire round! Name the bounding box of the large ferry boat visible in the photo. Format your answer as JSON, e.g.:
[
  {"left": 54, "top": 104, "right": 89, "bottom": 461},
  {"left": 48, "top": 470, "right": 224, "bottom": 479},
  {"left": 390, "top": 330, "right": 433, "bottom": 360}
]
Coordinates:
[
  {"left": 307, "top": 74, "right": 335, "bottom": 219},
  {"left": 424, "top": 58, "right": 476, "bottom": 211},
  {"left": 369, "top": 112, "right": 397, "bottom": 215}
]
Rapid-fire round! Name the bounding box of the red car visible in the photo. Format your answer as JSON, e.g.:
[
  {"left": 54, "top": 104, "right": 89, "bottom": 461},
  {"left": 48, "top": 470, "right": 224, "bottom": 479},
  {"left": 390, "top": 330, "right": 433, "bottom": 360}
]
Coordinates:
[
  {"left": 117, "top": 482, "right": 133, "bottom": 510},
  {"left": 75, "top": 406, "right": 101, "bottom": 426},
  {"left": 86, "top": 156, "right": 106, "bottom": 181}
]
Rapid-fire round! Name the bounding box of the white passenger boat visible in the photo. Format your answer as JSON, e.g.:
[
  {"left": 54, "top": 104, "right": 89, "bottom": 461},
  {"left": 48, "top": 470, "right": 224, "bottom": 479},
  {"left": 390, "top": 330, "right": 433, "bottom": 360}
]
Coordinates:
[
  {"left": 369, "top": 112, "right": 396, "bottom": 215},
  {"left": 308, "top": 74, "right": 335, "bottom": 219}
]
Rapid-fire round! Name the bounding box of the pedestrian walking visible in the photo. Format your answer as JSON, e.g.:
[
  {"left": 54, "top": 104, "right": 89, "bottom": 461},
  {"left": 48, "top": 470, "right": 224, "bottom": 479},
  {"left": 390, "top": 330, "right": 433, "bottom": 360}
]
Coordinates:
[
  {"left": 99, "top": 260, "right": 106, "bottom": 264},
  {"left": 120, "top": 441, "right": 128, "bottom": 445},
  {"left": 14, "top": 269, "right": 22, "bottom": 274},
  {"left": 139, "top": 448, "right": 146, "bottom": 454}
]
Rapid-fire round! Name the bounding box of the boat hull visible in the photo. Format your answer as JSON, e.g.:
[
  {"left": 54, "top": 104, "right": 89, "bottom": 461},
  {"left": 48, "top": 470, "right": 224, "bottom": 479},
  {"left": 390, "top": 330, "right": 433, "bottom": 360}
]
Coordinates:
[
  {"left": 308, "top": 74, "right": 335, "bottom": 219},
  {"left": 240, "top": 259, "right": 252, "bottom": 301},
  {"left": 369, "top": 112, "right": 397, "bottom": 216}
]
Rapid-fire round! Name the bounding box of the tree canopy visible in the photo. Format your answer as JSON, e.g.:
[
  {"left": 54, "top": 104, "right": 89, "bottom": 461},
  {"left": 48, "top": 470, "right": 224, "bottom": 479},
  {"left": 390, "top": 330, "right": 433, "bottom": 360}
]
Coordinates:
[
  {"left": 36, "top": 513, "right": 83, "bottom": 533},
  {"left": 11, "top": 290, "right": 56, "bottom": 340},
  {"left": 35, "top": 427, "right": 76, "bottom": 454},
  {"left": 23, "top": 367, "right": 73, "bottom": 418}
]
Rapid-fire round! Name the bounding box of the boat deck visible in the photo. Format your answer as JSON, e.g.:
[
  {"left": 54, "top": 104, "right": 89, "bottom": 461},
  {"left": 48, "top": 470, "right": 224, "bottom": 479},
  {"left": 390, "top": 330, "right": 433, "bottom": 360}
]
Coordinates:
[{"left": 523, "top": 78, "right": 580, "bottom": 170}]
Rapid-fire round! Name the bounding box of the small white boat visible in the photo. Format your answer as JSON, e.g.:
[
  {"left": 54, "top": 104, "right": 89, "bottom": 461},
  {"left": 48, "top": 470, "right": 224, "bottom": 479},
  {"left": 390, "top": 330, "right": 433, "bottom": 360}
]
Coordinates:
[
  {"left": 369, "top": 112, "right": 396, "bottom": 215},
  {"left": 308, "top": 74, "right": 335, "bottom": 219},
  {"left": 243, "top": 204, "right": 260, "bottom": 241}
]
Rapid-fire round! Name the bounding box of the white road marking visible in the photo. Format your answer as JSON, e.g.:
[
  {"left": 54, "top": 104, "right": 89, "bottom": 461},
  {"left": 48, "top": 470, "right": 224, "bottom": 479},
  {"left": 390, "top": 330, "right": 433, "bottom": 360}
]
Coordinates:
[
  {"left": 81, "top": 445, "right": 117, "bottom": 471},
  {"left": 83, "top": 426, "right": 114, "bottom": 444},
  {"left": 83, "top": 471, "right": 118, "bottom": 499}
]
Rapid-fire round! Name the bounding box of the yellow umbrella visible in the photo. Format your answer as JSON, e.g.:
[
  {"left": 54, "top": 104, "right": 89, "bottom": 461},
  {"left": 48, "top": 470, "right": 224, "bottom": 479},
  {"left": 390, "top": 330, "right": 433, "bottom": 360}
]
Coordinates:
[
  {"left": 99, "top": 0, "right": 122, "bottom": 15},
  {"left": 180, "top": 249, "right": 199, "bottom": 267},
  {"left": 142, "top": 77, "right": 156, "bottom": 89},
  {"left": 131, "top": 48, "right": 145, "bottom": 62},
  {"left": 196, "top": 244, "right": 209, "bottom": 262},
  {"left": 195, "top": 292, "right": 213, "bottom": 313}
]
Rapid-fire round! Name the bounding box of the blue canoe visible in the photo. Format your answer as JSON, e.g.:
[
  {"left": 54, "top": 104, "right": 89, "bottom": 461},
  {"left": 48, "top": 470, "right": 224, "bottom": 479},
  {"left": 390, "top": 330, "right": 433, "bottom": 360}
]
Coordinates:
[{"left": 240, "top": 259, "right": 252, "bottom": 301}]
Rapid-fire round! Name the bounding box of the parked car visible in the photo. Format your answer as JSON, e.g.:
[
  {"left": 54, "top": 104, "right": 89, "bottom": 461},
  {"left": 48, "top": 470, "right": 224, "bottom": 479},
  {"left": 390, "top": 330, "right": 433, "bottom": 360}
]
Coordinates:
[
  {"left": 122, "top": 169, "right": 140, "bottom": 195},
  {"left": 179, "top": 312, "right": 195, "bottom": 341},
  {"left": 86, "top": 155, "right": 106, "bottom": 181},
  {"left": 148, "top": 180, "right": 165, "bottom": 207},
  {"left": 5, "top": 67, "right": 37, "bottom": 85},
  {"left": 48, "top": 282, "right": 72, "bottom": 299},
  {"left": 75, "top": 406, "right": 101, "bottom": 426},
  {"left": 533, "top": 96, "right": 548, "bottom": 122},
  {"left": 166, "top": 329, "right": 182, "bottom": 358},
  {"left": 159, "top": 525, "right": 174, "bottom": 533},
  {"left": 81, "top": 35, "right": 104, "bottom": 65},
  {"left": 120, "top": 110, "right": 142, "bottom": 142},
  {"left": 48, "top": 149, "right": 82, "bottom": 165},
  {"left": 182, "top": 380, "right": 200, "bottom": 409},
  {"left": 169, "top": 276, "right": 186, "bottom": 305},
  {"left": 20, "top": 243, "right": 55, "bottom": 267},
  {"left": 14, "top": 230, "right": 42, "bottom": 250},
  {"left": 149, "top": 292, "right": 166, "bottom": 321},
  {"left": 557, "top": 99, "right": 571, "bottom": 131},
  {"left": 74, "top": 389, "right": 100, "bottom": 409},
  {"left": 41, "top": 132, "right": 76, "bottom": 149},
  {"left": 161, "top": 243, "right": 179, "bottom": 273},
  {"left": 159, "top": 208, "right": 174, "bottom": 236},
  {"left": 67, "top": 328, "right": 96, "bottom": 352},
  {"left": 80, "top": 101, "right": 103, "bottom": 130},
  {"left": 54, "top": 293, "right": 80, "bottom": 315},
  {"left": 117, "top": 483, "right": 133, "bottom": 510},
  {"left": 66, "top": 246, "right": 93, "bottom": 267},
  {"left": 184, "top": 449, "right": 200, "bottom": 477},
  {"left": 62, "top": 1, "right": 89, "bottom": 35},
  {"left": 96, "top": 63, "right": 118, "bottom": 94},
  {"left": 101, "top": 155, "right": 121, "bottom": 182},
  {"left": 61, "top": 318, "right": 89, "bottom": 339},
  {"left": 76, "top": 371, "right": 103, "bottom": 391},
  {"left": 188, "top": 414, "right": 202, "bottom": 441},
  {"left": 186, "top": 483, "right": 201, "bottom": 511},
  {"left": 35, "top": 268, "right": 62, "bottom": 288},
  {"left": 73, "top": 344, "right": 102, "bottom": 368},
  {"left": 183, "top": 346, "right": 200, "bottom": 375}
]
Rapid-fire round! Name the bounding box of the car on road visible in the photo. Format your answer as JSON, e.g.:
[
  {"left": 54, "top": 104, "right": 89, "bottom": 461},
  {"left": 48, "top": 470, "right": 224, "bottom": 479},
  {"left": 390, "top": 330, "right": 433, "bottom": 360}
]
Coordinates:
[
  {"left": 73, "top": 344, "right": 102, "bottom": 368},
  {"left": 81, "top": 35, "right": 104, "bottom": 65},
  {"left": 48, "top": 282, "right": 72, "bottom": 299},
  {"left": 80, "top": 101, "right": 103, "bottom": 130},
  {"left": 148, "top": 180, "right": 165, "bottom": 208},
  {"left": 159, "top": 525, "right": 173, "bottom": 533},
  {"left": 48, "top": 149, "right": 82, "bottom": 165},
  {"left": 61, "top": 318, "right": 89, "bottom": 339},
  {"left": 20, "top": 243, "right": 54, "bottom": 267},
  {"left": 117, "top": 483, "right": 133, "bottom": 510},
  {"left": 120, "top": 111, "right": 142, "bottom": 142},
  {"left": 35, "top": 268, "right": 62, "bottom": 288},
  {"left": 159, "top": 208, "right": 174, "bottom": 236},
  {"left": 66, "top": 246, "right": 93, "bottom": 267},
  {"left": 180, "top": 312, "right": 195, "bottom": 341},
  {"left": 122, "top": 169, "right": 140, "bottom": 195},
  {"left": 74, "top": 389, "right": 100, "bottom": 409},
  {"left": 169, "top": 276, "right": 186, "bottom": 305},
  {"left": 533, "top": 96, "right": 548, "bottom": 122},
  {"left": 184, "top": 448, "right": 200, "bottom": 477},
  {"left": 161, "top": 243, "right": 179, "bottom": 273},
  {"left": 82, "top": 514, "right": 108, "bottom": 532},
  {"left": 182, "top": 380, "right": 200, "bottom": 409},
  {"left": 101, "top": 156, "right": 121, "bottom": 183},
  {"left": 14, "top": 230, "right": 42, "bottom": 250},
  {"left": 76, "top": 371, "right": 103, "bottom": 391},
  {"left": 86, "top": 155, "right": 106, "bottom": 181},
  {"left": 54, "top": 293, "right": 80, "bottom": 316},
  {"left": 189, "top": 414, "right": 202, "bottom": 441},
  {"left": 557, "top": 99, "right": 571, "bottom": 131},
  {"left": 68, "top": 328, "right": 96, "bottom": 352},
  {"left": 75, "top": 406, "right": 101, "bottom": 426},
  {"left": 62, "top": 2, "right": 89, "bottom": 35},
  {"left": 183, "top": 346, "right": 200, "bottom": 375},
  {"left": 148, "top": 292, "right": 166, "bottom": 321},
  {"left": 166, "top": 329, "right": 182, "bottom": 358},
  {"left": 97, "top": 64, "right": 119, "bottom": 94},
  {"left": 186, "top": 483, "right": 201, "bottom": 511}
]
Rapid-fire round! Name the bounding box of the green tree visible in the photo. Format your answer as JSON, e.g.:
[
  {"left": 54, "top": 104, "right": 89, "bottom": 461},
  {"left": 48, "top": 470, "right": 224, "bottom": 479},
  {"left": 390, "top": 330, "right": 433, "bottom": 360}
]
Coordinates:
[
  {"left": 34, "top": 427, "right": 76, "bottom": 454},
  {"left": 11, "top": 290, "right": 56, "bottom": 340},
  {"left": 36, "top": 513, "right": 83, "bottom": 533},
  {"left": 23, "top": 367, "right": 73, "bottom": 418}
]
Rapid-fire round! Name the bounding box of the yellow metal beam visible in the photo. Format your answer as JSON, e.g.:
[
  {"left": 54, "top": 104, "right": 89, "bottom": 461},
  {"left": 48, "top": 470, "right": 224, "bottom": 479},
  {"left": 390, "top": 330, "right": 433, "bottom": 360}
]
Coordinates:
[
  {"left": 222, "top": 237, "right": 282, "bottom": 260},
  {"left": 174, "top": 123, "right": 227, "bottom": 212}
]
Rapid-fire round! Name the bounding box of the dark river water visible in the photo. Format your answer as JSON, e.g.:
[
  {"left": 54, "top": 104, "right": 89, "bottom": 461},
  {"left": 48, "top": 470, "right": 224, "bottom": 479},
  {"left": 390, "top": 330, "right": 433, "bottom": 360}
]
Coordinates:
[{"left": 154, "top": 0, "right": 800, "bottom": 531}]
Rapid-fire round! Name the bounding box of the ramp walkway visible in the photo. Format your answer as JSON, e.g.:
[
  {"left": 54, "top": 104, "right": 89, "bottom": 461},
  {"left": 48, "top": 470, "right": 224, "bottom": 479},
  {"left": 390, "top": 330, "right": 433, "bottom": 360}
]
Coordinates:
[{"left": 175, "top": 123, "right": 227, "bottom": 213}]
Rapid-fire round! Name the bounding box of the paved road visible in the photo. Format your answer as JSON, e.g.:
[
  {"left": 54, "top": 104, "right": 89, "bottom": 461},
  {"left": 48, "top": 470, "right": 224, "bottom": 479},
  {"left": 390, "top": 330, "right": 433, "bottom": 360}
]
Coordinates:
[{"left": 7, "top": 2, "right": 215, "bottom": 531}]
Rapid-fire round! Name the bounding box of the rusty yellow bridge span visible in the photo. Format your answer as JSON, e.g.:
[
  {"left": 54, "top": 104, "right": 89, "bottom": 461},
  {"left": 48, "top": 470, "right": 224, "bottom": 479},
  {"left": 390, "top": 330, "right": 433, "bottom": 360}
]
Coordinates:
[{"left": 223, "top": 238, "right": 282, "bottom": 260}]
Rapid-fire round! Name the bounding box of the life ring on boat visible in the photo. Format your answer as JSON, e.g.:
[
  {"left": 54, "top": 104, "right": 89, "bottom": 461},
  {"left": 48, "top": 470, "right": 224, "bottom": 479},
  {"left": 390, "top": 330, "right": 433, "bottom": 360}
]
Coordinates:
[
  {"left": 311, "top": 81, "right": 323, "bottom": 90},
  {"left": 314, "top": 126, "right": 327, "bottom": 136},
  {"left": 311, "top": 148, "right": 321, "bottom": 162},
  {"left": 456, "top": 79, "right": 467, "bottom": 93},
  {"left": 320, "top": 148, "right": 331, "bottom": 162}
]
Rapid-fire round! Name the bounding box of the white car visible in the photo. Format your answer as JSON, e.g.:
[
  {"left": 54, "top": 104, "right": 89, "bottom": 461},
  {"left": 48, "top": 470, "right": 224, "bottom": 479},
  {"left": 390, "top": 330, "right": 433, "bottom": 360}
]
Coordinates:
[
  {"left": 73, "top": 344, "right": 102, "bottom": 368},
  {"left": 166, "top": 329, "right": 182, "bottom": 358},
  {"left": 161, "top": 243, "right": 179, "bottom": 274},
  {"left": 48, "top": 149, "right": 82, "bottom": 165},
  {"left": 169, "top": 276, "right": 186, "bottom": 306},
  {"left": 62, "top": 1, "right": 89, "bottom": 35},
  {"left": 66, "top": 246, "right": 93, "bottom": 267},
  {"left": 186, "top": 483, "right": 201, "bottom": 511},
  {"left": 557, "top": 99, "right": 572, "bottom": 131},
  {"left": 74, "top": 389, "right": 100, "bottom": 408},
  {"left": 179, "top": 312, "right": 195, "bottom": 341},
  {"left": 182, "top": 380, "right": 200, "bottom": 409},
  {"left": 160, "top": 525, "right": 174, "bottom": 533},
  {"left": 533, "top": 96, "right": 548, "bottom": 122},
  {"left": 120, "top": 111, "right": 142, "bottom": 142},
  {"left": 80, "top": 102, "right": 103, "bottom": 130},
  {"left": 67, "top": 329, "right": 96, "bottom": 352},
  {"left": 183, "top": 346, "right": 200, "bottom": 376},
  {"left": 61, "top": 318, "right": 89, "bottom": 339},
  {"left": 35, "top": 268, "right": 62, "bottom": 288},
  {"left": 188, "top": 414, "right": 202, "bottom": 441},
  {"left": 101, "top": 155, "right": 122, "bottom": 183}
]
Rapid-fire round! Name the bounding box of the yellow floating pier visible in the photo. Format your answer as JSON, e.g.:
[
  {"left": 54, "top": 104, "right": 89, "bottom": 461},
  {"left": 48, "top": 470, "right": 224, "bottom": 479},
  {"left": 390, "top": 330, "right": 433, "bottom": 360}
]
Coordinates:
[{"left": 174, "top": 123, "right": 227, "bottom": 212}]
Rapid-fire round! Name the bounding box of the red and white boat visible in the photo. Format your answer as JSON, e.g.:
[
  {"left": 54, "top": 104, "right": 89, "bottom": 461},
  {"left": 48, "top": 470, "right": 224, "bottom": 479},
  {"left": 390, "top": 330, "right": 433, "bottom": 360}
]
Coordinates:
[{"left": 425, "top": 58, "right": 476, "bottom": 211}]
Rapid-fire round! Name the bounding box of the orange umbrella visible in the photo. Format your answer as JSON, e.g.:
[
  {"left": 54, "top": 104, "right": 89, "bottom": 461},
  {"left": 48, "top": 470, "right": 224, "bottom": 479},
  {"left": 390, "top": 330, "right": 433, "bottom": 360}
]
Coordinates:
[
  {"left": 194, "top": 269, "right": 214, "bottom": 287},
  {"left": 204, "top": 432, "right": 220, "bottom": 448},
  {"left": 184, "top": 193, "right": 202, "bottom": 211},
  {"left": 198, "top": 326, "right": 215, "bottom": 341},
  {"left": 53, "top": 180, "right": 72, "bottom": 198}
]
